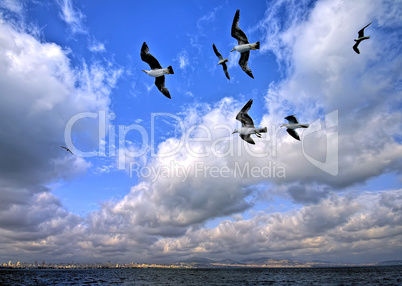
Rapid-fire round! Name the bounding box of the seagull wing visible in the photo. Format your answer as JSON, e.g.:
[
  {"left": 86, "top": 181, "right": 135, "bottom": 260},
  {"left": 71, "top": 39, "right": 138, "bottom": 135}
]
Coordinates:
[
  {"left": 239, "top": 51, "right": 254, "bottom": 79},
  {"left": 240, "top": 134, "right": 255, "bottom": 144},
  {"left": 358, "top": 22, "right": 372, "bottom": 38},
  {"left": 285, "top": 115, "right": 299, "bottom": 124},
  {"left": 222, "top": 62, "right": 230, "bottom": 80},
  {"left": 212, "top": 44, "right": 223, "bottom": 60},
  {"left": 231, "top": 9, "right": 249, "bottom": 45},
  {"left": 141, "top": 42, "right": 162, "bottom": 70},
  {"left": 155, "top": 76, "right": 171, "bottom": 99},
  {"left": 353, "top": 42, "right": 360, "bottom": 54},
  {"left": 61, "top": 146, "right": 73, "bottom": 154},
  {"left": 286, "top": 129, "right": 300, "bottom": 141},
  {"left": 236, "top": 99, "right": 255, "bottom": 127}
]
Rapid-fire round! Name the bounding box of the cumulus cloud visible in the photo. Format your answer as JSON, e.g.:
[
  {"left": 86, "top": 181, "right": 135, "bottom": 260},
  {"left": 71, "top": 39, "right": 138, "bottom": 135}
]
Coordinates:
[
  {"left": 152, "top": 190, "right": 402, "bottom": 263},
  {"left": 91, "top": 98, "right": 260, "bottom": 236},
  {"left": 257, "top": 0, "right": 313, "bottom": 71},
  {"left": 0, "top": 14, "right": 121, "bottom": 261},
  {"left": 259, "top": 0, "right": 402, "bottom": 188}
]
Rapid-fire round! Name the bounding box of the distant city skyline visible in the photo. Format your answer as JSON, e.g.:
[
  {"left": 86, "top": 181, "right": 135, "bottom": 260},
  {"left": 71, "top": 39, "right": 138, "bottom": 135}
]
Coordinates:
[{"left": 2, "top": 257, "right": 402, "bottom": 269}]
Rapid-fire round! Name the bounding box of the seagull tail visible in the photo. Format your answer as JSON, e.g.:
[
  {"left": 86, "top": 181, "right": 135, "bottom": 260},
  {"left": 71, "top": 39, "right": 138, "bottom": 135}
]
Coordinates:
[
  {"left": 256, "top": 127, "right": 268, "bottom": 133},
  {"left": 300, "top": 124, "right": 309, "bottom": 128},
  {"left": 167, "top": 65, "right": 174, "bottom": 74}
]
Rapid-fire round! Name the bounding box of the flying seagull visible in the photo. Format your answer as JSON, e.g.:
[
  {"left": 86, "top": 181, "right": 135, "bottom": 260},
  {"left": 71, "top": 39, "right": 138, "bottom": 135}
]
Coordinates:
[
  {"left": 353, "top": 22, "right": 372, "bottom": 54},
  {"left": 60, "top": 146, "right": 73, "bottom": 155},
  {"left": 231, "top": 9, "right": 260, "bottom": 79},
  {"left": 233, "top": 99, "right": 267, "bottom": 144},
  {"left": 140, "top": 42, "right": 174, "bottom": 99},
  {"left": 212, "top": 44, "right": 230, "bottom": 80},
  {"left": 280, "top": 115, "right": 309, "bottom": 141}
]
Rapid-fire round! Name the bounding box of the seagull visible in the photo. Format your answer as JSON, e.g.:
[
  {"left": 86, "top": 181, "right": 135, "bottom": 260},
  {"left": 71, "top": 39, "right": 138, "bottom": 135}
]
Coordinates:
[
  {"left": 280, "top": 115, "right": 309, "bottom": 141},
  {"left": 231, "top": 9, "right": 260, "bottom": 79},
  {"left": 353, "top": 22, "right": 372, "bottom": 54},
  {"left": 60, "top": 146, "right": 73, "bottom": 155},
  {"left": 212, "top": 44, "right": 230, "bottom": 80},
  {"left": 140, "top": 42, "right": 174, "bottom": 99},
  {"left": 232, "top": 99, "right": 267, "bottom": 144}
]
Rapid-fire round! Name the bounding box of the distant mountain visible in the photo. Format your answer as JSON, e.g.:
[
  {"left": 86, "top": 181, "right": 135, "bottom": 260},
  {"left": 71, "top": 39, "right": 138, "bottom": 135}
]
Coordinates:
[
  {"left": 175, "top": 257, "right": 329, "bottom": 268},
  {"left": 376, "top": 260, "right": 402, "bottom": 266},
  {"left": 175, "top": 257, "right": 215, "bottom": 265},
  {"left": 241, "top": 257, "right": 306, "bottom": 266},
  {"left": 174, "top": 257, "right": 402, "bottom": 268},
  {"left": 212, "top": 259, "right": 240, "bottom": 265},
  {"left": 311, "top": 259, "right": 334, "bottom": 264}
]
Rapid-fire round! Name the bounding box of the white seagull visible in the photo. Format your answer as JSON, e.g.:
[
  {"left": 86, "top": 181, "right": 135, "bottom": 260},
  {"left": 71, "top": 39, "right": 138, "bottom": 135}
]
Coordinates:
[
  {"left": 231, "top": 9, "right": 260, "bottom": 79},
  {"left": 140, "top": 42, "right": 174, "bottom": 99},
  {"left": 232, "top": 99, "right": 267, "bottom": 144},
  {"left": 60, "top": 146, "right": 73, "bottom": 155},
  {"left": 353, "top": 22, "right": 372, "bottom": 54},
  {"left": 213, "top": 44, "right": 230, "bottom": 80},
  {"left": 280, "top": 115, "right": 309, "bottom": 141}
]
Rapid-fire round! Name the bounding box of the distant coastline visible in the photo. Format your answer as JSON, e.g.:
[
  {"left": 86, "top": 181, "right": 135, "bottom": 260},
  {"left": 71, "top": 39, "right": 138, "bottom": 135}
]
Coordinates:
[{"left": 1, "top": 258, "right": 401, "bottom": 270}]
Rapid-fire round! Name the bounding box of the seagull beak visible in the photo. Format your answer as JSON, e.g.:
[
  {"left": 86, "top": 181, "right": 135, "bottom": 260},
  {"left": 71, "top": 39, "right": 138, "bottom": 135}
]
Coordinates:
[
  {"left": 230, "top": 48, "right": 235, "bottom": 52},
  {"left": 280, "top": 124, "right": 284, "bottom": 128}
]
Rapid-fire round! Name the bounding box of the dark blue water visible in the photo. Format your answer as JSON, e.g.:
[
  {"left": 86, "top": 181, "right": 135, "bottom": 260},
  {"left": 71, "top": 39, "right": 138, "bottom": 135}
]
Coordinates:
[{"left": 0, "top": 266, "right": 401, "bottom": 285}]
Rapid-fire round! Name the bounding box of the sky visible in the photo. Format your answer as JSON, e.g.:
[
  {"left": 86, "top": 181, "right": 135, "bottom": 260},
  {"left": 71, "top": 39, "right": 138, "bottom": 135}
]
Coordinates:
[{"left": 0, "top": 0, "right": 401, "bottom": 264}]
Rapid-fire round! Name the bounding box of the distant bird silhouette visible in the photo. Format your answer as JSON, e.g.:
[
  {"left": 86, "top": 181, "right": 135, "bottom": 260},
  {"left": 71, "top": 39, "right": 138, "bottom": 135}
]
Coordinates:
[
  {"left": 233, "top": 99, "right": 267, "bottom": 144},
  {"left": 281, "top": 115, "right": 309, "bottom": 141},
  {"left": 353, "top": 22, "right": 372, "bottom": 54},
  {"left": 60, "top": 146, "right": 73, "bottom": 155},
  {"left": 140, "top": 42, "right": 174, "bottom": 99},
  {"left": 231, "top": 9, "right": 260, "bottom": 79},
  {"left": 212, "top": 44, "right": 230, "bottom": 80}
]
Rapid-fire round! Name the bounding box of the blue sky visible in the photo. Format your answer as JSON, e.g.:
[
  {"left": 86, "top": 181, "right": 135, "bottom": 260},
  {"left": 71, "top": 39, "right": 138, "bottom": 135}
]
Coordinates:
[{"left": 0, "top": 0, "right": 401, "bottom": 264}]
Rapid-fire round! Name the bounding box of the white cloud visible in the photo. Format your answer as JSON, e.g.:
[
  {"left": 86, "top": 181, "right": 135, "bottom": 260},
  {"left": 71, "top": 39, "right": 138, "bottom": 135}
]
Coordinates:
[
  {"left": 227, "top": 50, "right": 240, "bottom": 69},
  {"left": 57, "top": 0, "right": 86, "bottom": 34},
  {"left": 0, "top": 14, "right": 121, "bottom": 261},
  {"left": 258, "top": 0, "right": 402, "bottom": 189},
  {"left": 256, "top": 0, "right": 313, "bottom": 71},
  {"left": 187, "top": 6, "right": 222, "bottom": 56},
  {"left": 107, "top": 98, "right": 257, "bottom": 228},
  {"left": 177, "top": 49, "right": 190, "bottom": 69},
  {"left": 196, "top": 6, "right": 221, "bottom": 36},
  {"left": 0, "top": 0, "right": 24, "bottom": 15},
  {"left": 152, "top": 189, "right": 402, "bottom": 263},
  {"left": 88, "top": 38, "right": 106, "bottom": 53}
]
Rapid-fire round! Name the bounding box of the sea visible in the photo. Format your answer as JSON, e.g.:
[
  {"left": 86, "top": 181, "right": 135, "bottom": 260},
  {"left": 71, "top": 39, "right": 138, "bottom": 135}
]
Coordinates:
[{"left": 0, "top": 266, "right": 401, "bottom": 285}]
